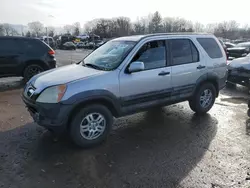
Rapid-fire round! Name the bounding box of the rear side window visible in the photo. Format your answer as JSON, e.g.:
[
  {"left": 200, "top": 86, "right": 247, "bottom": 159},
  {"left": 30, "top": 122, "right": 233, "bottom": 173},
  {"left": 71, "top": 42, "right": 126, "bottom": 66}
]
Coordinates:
[
  {"left": 19, "top": 39, "right": 48, "bottom": 54},
  {"left": 170, "top": 39, "right": 199, "bottom": 66},
  {"left": 197, "top": 38, "right": 223, "bottom": 59},
  {"left": 0, "top": 39, "right": 20, "bottom": 53}
]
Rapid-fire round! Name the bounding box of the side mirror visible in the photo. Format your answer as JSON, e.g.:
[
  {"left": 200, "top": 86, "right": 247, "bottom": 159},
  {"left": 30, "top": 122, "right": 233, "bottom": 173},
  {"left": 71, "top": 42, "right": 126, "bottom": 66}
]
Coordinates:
[{"left": 128, "top": 61, "right": 145, "bottom": 73}]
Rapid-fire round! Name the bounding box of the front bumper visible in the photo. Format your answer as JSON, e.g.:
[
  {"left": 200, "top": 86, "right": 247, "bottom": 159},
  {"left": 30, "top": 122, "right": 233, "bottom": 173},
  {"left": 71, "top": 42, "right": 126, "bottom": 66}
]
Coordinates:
[
  {"left": 227, "top": 69, "right": 250, "bottom": 86},
  {"left": 22, "top": 94, "right": 71, "bottom": 133}
]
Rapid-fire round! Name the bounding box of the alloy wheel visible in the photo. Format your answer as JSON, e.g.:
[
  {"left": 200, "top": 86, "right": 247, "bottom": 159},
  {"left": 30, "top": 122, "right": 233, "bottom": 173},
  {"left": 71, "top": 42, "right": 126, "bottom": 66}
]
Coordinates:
[
  {"left": 80, "top": 113, "right": 106, "bottom": 140},
  {"left": 200, "top": 89, "right": 213, "bottom": 108}
]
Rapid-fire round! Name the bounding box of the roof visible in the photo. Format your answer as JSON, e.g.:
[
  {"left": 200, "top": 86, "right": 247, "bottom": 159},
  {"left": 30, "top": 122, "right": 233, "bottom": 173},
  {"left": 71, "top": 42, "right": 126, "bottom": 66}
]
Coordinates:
[
  {"left": 0, "top": 36, "right": 38, "bottom": 40},
  {"left": 113, "top": 33, "right": 213, "bottom": 42},
  {"left": 112, "top": 35, "right": 145, "bottom": 41}
]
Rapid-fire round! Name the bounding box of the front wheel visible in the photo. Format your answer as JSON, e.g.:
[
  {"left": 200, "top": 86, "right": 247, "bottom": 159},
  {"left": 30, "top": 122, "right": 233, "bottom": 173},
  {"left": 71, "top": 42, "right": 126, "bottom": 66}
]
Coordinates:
[
  {"left": 69, "top": 104, "right": 113, "bottom": 148},
  {"left": 189, "top": 83, "right": 216, "bottom": 115}
]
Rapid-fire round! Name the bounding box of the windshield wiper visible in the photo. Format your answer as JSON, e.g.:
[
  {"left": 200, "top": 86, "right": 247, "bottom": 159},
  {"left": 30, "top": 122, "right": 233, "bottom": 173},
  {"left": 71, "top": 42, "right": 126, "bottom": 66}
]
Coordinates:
[{"left": 83, "top": 63, "right": 103, "bottom": 70}]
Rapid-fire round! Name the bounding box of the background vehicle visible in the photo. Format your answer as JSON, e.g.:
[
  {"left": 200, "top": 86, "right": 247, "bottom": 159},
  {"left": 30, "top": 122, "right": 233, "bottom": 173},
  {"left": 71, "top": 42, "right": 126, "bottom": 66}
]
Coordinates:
[
  {"left": 61, "top": 42, "right": 76, "bottom": 50},
  {"left": 76, "top": 41, "right": 86, "bottom": 48},
  {"left": 40, "top": 36, "right": 56, "bottom": 49},
  {"left": 224, "top": 42, "right": 235, "bottom": 48},
  {"left": 227, "top": 42, "right": 250, "bottom": 58},
  {"left": 0, "top": 36, "right": 56, "bottom": 82},
  {"left": 93, "top": 40, "right": 107, "bottom": 49},
  {"left": 218, "top": 39, "right": 229, "bottom": 59},
  {"left": 57, "top": 34, "right": 76, "bottom": 49},
  {"left": 227, "top": 54, "right": 250, "bottom": 87},
  {"left": 22, "top": 33, "right": 227, "bottom": 148}
]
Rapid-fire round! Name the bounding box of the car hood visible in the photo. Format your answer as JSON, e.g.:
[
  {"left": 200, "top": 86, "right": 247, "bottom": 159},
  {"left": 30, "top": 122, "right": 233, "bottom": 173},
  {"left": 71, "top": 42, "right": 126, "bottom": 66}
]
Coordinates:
[
  {"left": 30, "top": 64, "right": 105, "bottom": 90},
  {"left": 228, "top": 56, "right": 250, "bottom": 70},
  {"left": 227, "top": 47, "right": 248, "bottom": 51}
]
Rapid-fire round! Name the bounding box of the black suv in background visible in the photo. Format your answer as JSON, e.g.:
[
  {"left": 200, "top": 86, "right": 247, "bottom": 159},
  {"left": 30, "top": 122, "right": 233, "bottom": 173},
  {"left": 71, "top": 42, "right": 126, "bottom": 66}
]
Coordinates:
[{"left": 0, "top": 36, "right": 56, "bottom": 82}]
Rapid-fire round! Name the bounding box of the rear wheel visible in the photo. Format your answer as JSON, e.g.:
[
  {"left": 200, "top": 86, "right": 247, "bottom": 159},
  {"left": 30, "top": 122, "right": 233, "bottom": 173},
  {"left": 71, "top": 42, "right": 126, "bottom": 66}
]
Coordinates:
[
  {"left": 70, "top": 104, "right": 113, "bottom": 148},
  {"left": 23, "top": 64, "right": 44, "bottom": 83},
  {"left": 189, "top": 83, "right": 216, "bottom": 114}
]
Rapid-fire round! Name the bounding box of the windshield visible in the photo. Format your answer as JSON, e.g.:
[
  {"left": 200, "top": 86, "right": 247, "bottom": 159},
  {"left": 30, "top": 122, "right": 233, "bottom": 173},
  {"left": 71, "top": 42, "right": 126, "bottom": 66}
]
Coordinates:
[{"left": 83, "top": 40, "right": 136, "bottom": 70}]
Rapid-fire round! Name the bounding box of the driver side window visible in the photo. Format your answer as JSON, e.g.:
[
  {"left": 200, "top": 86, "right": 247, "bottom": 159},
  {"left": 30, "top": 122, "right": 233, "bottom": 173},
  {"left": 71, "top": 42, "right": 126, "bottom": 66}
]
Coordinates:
[{"left": 132, "top": 40, "right": 166, "bottom": 70}]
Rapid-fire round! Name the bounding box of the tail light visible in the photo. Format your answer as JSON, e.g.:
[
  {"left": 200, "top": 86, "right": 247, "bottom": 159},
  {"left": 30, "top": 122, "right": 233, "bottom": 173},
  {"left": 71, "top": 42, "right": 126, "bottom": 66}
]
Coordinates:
[{"left": 48, "top": 50, "right": 55, "bottom": 55}]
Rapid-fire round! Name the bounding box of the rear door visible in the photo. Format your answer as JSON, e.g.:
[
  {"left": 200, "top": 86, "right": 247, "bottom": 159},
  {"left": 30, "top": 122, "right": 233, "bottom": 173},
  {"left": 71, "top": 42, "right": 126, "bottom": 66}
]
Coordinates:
[
  {"left": 0, "top": 38, "right": 22, "bottom": 76},
  {"left": 169, "top": 38, "right": 206, "bottom": 98},
  {"left": 196, "top": 37, "right": 227, "bottom": 80}
]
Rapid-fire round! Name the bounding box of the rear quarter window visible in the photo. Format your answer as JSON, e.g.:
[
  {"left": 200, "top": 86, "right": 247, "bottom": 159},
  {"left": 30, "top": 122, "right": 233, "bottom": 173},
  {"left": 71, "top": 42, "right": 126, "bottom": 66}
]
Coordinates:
[
  {"left": 197, "top": 38, "right": 223, "bottom": 59},
  {"left": 19, "top": 39, "right": 49, "bottom": 54},
  {"left": 0, "top": 38, "right": 20, "bottom": 53}
]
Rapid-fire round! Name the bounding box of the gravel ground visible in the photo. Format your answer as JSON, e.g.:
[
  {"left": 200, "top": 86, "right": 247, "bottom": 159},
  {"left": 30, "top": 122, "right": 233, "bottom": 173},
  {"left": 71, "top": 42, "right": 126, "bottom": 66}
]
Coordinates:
[{"left": 0, "top": 50, "right": 249, "bottom": 188}]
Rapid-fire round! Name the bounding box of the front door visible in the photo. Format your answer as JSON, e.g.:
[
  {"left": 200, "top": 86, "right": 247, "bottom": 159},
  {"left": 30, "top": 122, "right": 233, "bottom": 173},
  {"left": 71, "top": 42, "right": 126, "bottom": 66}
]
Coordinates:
[{"left": 119, "top": 40, "right": 172, "bottom": 107}]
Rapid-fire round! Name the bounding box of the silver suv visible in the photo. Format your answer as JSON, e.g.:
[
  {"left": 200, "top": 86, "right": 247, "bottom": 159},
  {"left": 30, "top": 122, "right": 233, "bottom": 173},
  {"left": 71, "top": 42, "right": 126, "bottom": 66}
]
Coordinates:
[{"left": 22, "top": 33, "right": 227, "bottom": 147}]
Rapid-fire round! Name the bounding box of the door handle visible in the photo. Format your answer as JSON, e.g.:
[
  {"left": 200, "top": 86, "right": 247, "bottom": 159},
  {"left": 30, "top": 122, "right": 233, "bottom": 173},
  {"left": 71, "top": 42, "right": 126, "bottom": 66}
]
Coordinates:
[
  {"left": 158, "top": 71, "right": 170, "bottom": 76},
  {"left": 197, "top": 65, "right": 206, "bottom": 69}
]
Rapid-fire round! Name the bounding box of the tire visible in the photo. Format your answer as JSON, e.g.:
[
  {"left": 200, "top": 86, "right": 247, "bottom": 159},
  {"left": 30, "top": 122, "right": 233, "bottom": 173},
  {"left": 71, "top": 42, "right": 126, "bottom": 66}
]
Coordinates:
[
  {"left": 189, "top": 83, "right": 216, "bottom": 115},
  {"left": 23, "top": 64, "right": 44, "bottom": 83},
  {"left": 69, "top": 104, "right": 113, "bottom": 148}
]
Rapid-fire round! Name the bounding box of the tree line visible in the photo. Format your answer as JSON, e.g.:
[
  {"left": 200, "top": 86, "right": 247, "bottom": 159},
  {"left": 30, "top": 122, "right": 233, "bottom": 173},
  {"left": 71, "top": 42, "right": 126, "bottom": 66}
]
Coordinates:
[{"left": 1, "top": 11, "right": 250, "bottom": 40}]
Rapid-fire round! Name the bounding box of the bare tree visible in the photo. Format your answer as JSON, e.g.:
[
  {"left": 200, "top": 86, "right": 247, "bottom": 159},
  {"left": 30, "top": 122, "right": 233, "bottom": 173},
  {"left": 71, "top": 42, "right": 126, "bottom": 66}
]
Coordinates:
[
  {"left": 63, "top": 25, "right": 73, "bottom": 34},
  {"left": 162, "top": 17, "right": 174, "bottom": 32},
  {"left": 115, "top": 17, "right": 131, "bottom": 36},
  {"left": 133, "top": 18, "right": 147, "bottom": 34},
  {"left": 10, "top": 27, "right": 19, "bottom": 36},
  {"left": 47, "top": 26, "right": 55, "bottom": 37},
  {"left": 213, "top": 21, "right": 240, "bottom": 39},
  {"left": 84, "top": 20, "right": 97, "bottom": 34},
  {"left": 92, "top": 19, "right": 111, "bottom": 38},
  {"left": 26, "top": 31, "right": 31, "bottom": 37},
  {"left": 28, "top": 21, "right": 44, "bottom": 37},
  {"left": 73, "top": 22, "right": 81, "bottom": 36},
  {"left": 3, "top": 24, "right": 12, "bottom": 36},
  {"left": 205, "top": 23, "right": 217, "bottom": 33},
  {"left": 194, "top": 22, "right": 204, "bottom": 32},
  {"left": 149, "top": 11, "right": 162, "bottom": 33},
  {"left": 0, "top": 24, "right": 4, "bottom": 36}
]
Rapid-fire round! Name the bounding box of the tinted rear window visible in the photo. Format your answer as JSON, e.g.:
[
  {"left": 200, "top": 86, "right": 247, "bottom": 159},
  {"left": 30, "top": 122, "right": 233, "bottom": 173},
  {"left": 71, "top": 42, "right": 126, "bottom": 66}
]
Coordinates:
[
  {"left": 197, "top": 38, "right": 223, "bottom": 59},
  {"left": 0, "top": 38, "right": 20, "bottom": 53},
  {"left": 18, "top": 39, "right": 49, "bottom": 54},
  {"left": 170, "top": 39, "right": 199, "bottom": 66}
]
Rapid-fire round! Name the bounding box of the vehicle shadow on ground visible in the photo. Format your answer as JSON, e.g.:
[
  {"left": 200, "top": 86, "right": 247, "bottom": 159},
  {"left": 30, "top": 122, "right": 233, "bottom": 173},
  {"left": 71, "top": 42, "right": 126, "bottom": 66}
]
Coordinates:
[
  {"left": 221, "top": 85, "right": 249, "bottom": 97},
  {"left": 0, "top": 106, "right": 218, "bottom": 188},
  {"left": 220, "top": 86, "right": 249, "bottom": 106}
]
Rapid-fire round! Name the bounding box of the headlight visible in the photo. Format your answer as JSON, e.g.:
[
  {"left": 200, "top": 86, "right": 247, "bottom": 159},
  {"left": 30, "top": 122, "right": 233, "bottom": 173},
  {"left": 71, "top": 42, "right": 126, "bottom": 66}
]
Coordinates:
[{"left": 36, "top": 84, "right": 67, "bottom": 103}]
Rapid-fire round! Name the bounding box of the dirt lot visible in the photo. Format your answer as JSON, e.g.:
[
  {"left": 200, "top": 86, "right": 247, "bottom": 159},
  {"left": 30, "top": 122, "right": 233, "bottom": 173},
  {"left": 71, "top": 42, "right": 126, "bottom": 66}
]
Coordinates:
[
  {"left": 0, "top": 50, "right": 250, "bottom": 188},
  {"left": 0, "top": 85, "right": 249, "bottom": 188}
]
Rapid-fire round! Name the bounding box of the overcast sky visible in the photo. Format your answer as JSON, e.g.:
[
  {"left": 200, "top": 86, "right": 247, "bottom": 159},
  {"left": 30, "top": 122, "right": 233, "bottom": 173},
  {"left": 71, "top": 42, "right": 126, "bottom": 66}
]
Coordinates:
[{"left": 1, "top": 0, "right": 250, "bottom": 27}]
